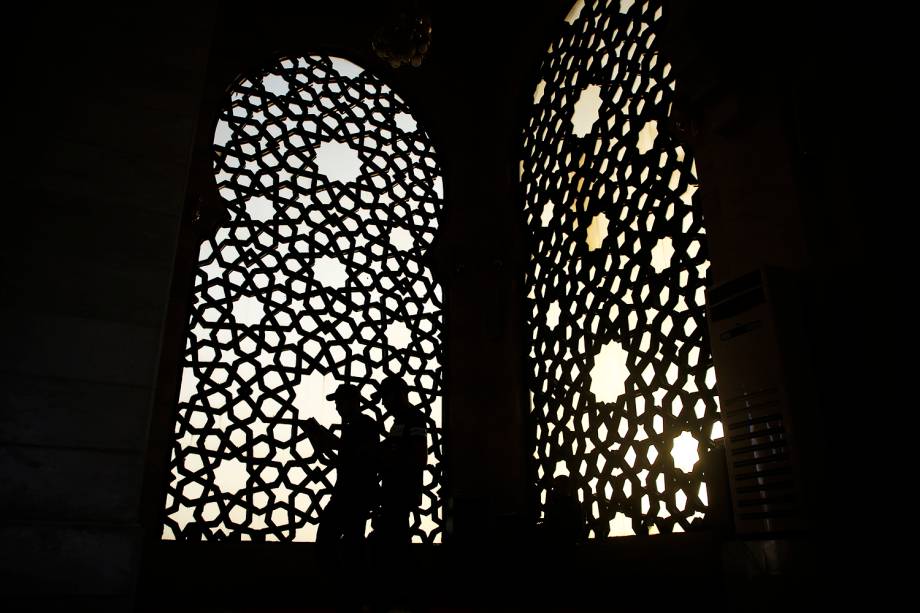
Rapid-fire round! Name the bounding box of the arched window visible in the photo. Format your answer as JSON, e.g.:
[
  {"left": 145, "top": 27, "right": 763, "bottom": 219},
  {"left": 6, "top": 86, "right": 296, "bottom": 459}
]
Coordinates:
[
  {"left": 522, "top": 0, "right": 721, "bottom": 537},
  {"left": 162, "top": 55, "right": 445, "bottom": 543}
]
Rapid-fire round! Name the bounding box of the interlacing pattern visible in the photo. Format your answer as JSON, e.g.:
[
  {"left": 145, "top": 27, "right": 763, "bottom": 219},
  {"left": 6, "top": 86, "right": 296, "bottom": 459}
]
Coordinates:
[
  {"left": 522, "top": 0, "right": 722, "bottom": 536},
  {"left": 163, "top": 55, "right": 444, "bottom": 543}
]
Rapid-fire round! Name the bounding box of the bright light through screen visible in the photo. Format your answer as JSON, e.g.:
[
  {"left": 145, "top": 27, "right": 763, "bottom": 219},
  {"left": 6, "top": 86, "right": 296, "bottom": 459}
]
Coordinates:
[
  {"left": 522, "top": 0, "right": 723, "bottom": 538},
  {"left": 163, "top": 55, "right": 446, "bottom": 543}
]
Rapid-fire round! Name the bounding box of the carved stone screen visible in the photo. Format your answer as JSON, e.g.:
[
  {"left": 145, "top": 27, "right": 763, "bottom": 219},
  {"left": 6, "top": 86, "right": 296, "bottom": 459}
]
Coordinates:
[
  {"left": 162, "top": 55, "right": 444, "bottom": 543},
  {"left": 522, "top": 0, "right": 722, "bottom": 537}
]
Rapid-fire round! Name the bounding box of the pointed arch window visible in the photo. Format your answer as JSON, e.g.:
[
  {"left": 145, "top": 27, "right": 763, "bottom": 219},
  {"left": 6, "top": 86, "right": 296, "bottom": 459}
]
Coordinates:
[
  {"left": 522, "top": 0, "right": 722, "bottom": 537},
  {"left": 162, "top": 55, "right": 445, "bottom": 543}
]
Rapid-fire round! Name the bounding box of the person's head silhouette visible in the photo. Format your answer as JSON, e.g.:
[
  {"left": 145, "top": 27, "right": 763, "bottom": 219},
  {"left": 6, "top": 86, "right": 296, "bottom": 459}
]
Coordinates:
[
  {"left": 550, "top": 474, "right": 575, "bottom": 499},
  {"left": 326, "top": 383, "right": 363, "bottom": 422},
  {"left": 375, "top": 375, "right": 410, "bottom": 420}
]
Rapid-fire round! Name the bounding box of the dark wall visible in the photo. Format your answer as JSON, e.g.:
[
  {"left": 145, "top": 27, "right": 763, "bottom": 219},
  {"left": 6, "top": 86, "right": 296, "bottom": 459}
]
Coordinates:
[
  {"left": 663, "top": 0, "right": 884, "bottom": 598},
  {"left": 2, "top": 6, "right": 216, "bottom": 610}
]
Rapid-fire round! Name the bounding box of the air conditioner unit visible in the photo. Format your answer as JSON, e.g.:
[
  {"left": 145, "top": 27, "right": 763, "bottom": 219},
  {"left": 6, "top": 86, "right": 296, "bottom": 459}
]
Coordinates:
[{"left": 707, "top": 269, "right": 807, "bottom": 536}]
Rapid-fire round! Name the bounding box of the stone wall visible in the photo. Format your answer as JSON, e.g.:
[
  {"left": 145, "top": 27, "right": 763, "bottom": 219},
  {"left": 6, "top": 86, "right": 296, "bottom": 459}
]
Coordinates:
[{"left": 2, "top": 7, "right": 216, "bottom": 610}]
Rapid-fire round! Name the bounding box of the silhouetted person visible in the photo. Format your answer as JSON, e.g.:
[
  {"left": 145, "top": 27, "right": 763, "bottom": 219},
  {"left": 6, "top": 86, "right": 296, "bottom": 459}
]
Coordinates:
[
  {"left": 181, "top": 522, "right": 207, "bottom": 541},
  {"left": 688, "top": 443, "right": 732, "bottom": 534},
  {"left": 541, "top": 475, "right": 587, "bottom": 545},
  {"left": 372, "top": 375, "right": 427, "bottom": 546},
  {"left": 531, "top": 475, "right": 586, "bottom": 597},
  {"left": 304, "top": 384, "right": 380, "bottom": 550}
]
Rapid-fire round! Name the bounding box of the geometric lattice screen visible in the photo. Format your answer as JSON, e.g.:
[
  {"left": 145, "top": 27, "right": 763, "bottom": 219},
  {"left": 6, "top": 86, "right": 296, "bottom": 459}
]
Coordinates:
[
  {"left": 522, "top": 0, "right": 722, "bottom": 537},
  {"left": 162, "top": 55, "right": 444, "bottom": 543}
]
